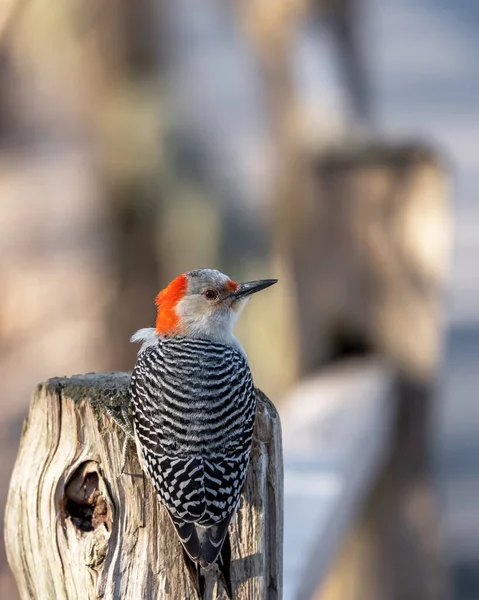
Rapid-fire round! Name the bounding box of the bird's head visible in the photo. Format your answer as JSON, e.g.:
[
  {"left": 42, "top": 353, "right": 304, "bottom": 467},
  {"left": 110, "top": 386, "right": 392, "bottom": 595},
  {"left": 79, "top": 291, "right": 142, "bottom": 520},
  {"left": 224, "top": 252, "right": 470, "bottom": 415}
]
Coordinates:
[{"left": 155, "top": 269, "right": 277, "bottom": 342}]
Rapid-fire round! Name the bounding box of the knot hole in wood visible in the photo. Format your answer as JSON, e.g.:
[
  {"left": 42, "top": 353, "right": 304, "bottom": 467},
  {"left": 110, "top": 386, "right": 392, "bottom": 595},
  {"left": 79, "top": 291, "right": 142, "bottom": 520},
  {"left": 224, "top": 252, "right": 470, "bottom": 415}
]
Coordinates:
[{"left": 62, "top": 461, "right": 112, "bottom": 533}]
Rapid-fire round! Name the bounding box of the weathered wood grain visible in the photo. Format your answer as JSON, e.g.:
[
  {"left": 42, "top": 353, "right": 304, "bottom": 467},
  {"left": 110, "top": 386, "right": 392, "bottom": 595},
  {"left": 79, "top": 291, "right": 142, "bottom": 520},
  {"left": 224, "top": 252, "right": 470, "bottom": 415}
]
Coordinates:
[{"left": 5, "top": 373, "right": 283, "bottom": 600}]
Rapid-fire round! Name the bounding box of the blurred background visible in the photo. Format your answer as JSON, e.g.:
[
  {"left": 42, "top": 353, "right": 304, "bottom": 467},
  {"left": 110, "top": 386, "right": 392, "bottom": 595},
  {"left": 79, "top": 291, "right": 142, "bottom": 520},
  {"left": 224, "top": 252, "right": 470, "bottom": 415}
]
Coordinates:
[{"left": 0, "top": 0, "right": 477, "bottom": 598}]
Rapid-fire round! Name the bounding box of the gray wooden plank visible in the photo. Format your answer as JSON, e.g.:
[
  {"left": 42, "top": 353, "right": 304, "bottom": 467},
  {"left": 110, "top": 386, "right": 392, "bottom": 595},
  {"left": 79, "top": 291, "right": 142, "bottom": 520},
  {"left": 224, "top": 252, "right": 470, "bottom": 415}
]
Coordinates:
[{"left": 280, "top": 359, "right": 396, "bottom": 600}]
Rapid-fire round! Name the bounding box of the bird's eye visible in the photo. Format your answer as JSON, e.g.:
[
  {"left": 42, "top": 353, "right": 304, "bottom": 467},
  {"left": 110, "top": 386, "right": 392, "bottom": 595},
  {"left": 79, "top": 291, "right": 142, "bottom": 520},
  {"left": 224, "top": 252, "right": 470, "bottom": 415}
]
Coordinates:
[{"left": 204, "top": 289, "right": 218, "bottom": 300}]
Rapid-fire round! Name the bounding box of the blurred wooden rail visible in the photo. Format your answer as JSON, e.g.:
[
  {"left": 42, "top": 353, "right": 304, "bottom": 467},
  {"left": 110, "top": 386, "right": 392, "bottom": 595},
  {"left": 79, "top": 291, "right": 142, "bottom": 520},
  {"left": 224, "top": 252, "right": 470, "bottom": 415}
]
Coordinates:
[
  {"left": 5, "top": 374, "right": 283, "bottom": 600},
  {"left": 281, "top": 358, "right": 396, "bottom": 599}
]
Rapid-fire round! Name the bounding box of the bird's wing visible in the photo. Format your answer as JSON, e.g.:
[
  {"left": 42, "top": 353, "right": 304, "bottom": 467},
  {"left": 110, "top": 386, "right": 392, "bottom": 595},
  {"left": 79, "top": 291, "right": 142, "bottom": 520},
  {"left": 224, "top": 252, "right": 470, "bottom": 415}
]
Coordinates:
[
  {"left": 148, "top": 453, "right": 207, "bottom": 522},
  {"left": 201, "top": 453, "right": 250, "bottom": 524},
  {"left": 131, "top": 359, "right": 208, "bottom": 521}
]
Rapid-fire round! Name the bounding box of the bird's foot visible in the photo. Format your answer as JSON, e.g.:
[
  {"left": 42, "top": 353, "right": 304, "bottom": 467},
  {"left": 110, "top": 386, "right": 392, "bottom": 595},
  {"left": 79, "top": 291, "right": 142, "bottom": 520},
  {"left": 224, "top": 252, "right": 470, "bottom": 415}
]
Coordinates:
[{"left": 103, "top": 401, "right": 135, "bottom": 477}]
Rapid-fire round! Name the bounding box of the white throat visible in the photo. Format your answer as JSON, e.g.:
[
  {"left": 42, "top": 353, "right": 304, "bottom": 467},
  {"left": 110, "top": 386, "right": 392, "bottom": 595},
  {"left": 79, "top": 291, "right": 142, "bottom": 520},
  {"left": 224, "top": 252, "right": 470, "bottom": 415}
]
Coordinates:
[{"left": 176, "top": 302, "right": 247, "bottom": 356}]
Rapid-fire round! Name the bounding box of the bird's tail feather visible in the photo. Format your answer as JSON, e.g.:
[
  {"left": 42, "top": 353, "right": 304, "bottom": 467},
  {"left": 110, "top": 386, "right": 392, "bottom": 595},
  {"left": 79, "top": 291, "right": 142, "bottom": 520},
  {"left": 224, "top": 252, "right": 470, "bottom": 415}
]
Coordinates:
[
  {"left": 182, "top": 548, "right": 206, "bottom": 599},
  {"left": 196, "top": 517, "right": 231, "bottom": 568},
  {"left": 217, "top": 531, "right": 233, "bottom": 599},
  {"left": 181, "top": 535, "right": 232, "bottom": 600},
  {"left": 171, "top": 516, "right": 233, "bottom": 599}
]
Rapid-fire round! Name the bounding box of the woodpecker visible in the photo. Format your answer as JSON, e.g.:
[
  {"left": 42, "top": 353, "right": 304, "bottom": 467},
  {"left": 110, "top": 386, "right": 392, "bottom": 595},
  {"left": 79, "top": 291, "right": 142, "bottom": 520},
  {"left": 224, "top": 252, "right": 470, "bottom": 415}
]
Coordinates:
[{"left": 129, "top": 269, "right": 277, "bottom": 598}]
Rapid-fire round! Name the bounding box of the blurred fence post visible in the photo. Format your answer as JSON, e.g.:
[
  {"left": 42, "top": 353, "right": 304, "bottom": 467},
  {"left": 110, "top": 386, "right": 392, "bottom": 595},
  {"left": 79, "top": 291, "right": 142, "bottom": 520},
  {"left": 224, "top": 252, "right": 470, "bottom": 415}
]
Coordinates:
[
  {"left": 282, "top": 142, "right": 451, "bottom": 600},
  {"left": 5, "top": 373, "right": 283, "bottom": 600}
]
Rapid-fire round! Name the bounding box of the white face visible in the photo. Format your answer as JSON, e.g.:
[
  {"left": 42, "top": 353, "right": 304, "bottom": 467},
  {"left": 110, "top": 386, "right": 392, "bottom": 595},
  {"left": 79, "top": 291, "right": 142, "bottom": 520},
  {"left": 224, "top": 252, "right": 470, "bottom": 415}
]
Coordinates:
[{"left": 175, "top": 269, "right": 248, "bottom": 343}]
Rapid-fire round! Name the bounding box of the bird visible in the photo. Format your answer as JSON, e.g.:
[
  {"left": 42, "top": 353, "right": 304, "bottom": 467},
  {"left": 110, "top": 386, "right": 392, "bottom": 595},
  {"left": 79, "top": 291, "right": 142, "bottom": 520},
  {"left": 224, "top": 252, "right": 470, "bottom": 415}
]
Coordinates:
[{"left": 129, "top": 268, "right": 277, "bottom": 598}]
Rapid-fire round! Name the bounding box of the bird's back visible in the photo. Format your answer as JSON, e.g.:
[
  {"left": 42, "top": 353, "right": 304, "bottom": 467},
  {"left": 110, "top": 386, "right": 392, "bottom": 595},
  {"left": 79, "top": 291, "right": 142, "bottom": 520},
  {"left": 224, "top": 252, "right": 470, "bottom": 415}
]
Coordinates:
[{"left": 130, "top": 336, "right": 256, "bottom": 528}]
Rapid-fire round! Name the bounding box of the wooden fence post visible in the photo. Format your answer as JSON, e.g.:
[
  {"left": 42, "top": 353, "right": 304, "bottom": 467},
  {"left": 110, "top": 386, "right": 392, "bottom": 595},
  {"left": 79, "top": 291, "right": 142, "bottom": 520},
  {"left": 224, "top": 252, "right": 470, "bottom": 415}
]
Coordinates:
[{"left": 5, "top": 373, "right": 283, "bottom": 600}]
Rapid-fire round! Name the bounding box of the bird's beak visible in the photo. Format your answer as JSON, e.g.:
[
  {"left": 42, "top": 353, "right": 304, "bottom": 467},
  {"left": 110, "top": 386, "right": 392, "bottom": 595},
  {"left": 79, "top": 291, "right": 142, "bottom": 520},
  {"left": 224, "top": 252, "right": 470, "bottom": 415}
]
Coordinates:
[{"left": 230, "top": 279, "right": 278, "bottom": 300}]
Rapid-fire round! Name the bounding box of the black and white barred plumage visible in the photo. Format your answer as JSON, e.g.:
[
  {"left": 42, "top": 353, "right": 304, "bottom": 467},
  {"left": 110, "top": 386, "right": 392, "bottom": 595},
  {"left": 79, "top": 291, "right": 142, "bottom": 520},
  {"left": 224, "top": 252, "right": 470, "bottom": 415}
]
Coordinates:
[{"left": 130, "top": 335, "right": 256, "bottom": 571}]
